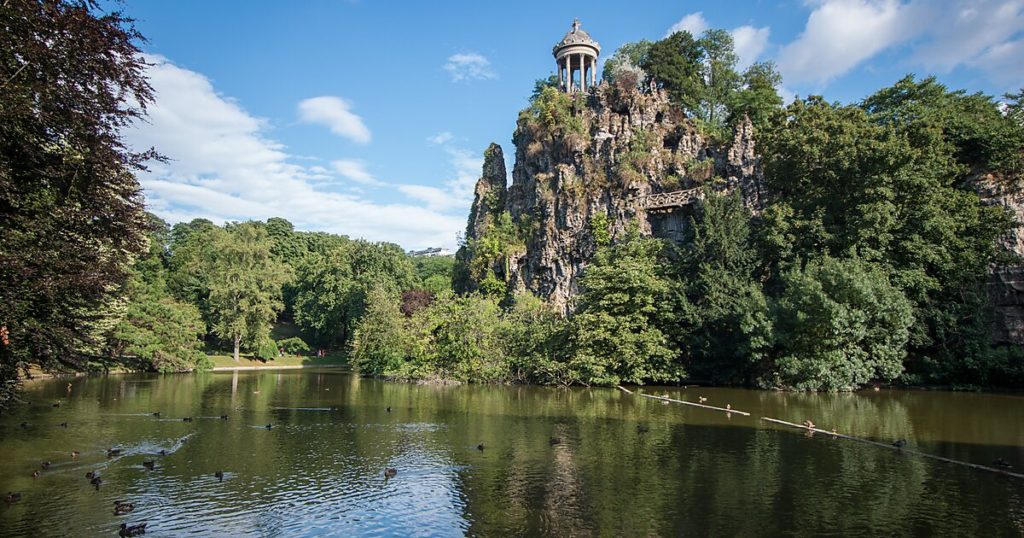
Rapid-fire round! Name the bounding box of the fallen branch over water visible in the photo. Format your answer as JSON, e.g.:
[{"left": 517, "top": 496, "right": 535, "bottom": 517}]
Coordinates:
[
  {"left": 761, "top": 417, "right": 1024, "bottom": 480},
  {"left": 617, "top": 385, "right": 751, "bottom": 416}
]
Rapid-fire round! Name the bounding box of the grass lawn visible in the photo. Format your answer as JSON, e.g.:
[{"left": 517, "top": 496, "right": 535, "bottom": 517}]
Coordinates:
[
  {"left": 206, "top": 353, "right": 346, "bottom": 369},
  {"left": 206, "top": 321, "right": 347, "bottom": 369}
]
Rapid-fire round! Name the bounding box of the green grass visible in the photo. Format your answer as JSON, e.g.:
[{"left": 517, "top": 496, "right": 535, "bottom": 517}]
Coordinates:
[
  {"left": 207, "top": 352, "right": 347, "bottom": 369},
  {"left": 205, "top": 321, "right": 346, "bottom": 369}
]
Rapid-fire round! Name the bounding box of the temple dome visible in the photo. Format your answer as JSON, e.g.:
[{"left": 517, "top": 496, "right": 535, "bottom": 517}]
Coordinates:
[{"left": 552, "top": 19, "right": 601, "bottom": 57}]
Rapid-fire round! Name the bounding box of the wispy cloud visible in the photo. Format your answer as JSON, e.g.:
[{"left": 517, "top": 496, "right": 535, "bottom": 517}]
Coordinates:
[
  {"left": 427, "top": 131, "right": 454, "bottom": 145},
  {"left": 297, "top": 96, "right": 372, "bottom": 144},
  {"left": 126, "top": 56, "right": 465, "bottom": 249},
  {"left": 444, "top": 53, "right": 497, "bottom": 82},
  {"left": 332, "top": 159, "right": 385, "bottom": 186}
]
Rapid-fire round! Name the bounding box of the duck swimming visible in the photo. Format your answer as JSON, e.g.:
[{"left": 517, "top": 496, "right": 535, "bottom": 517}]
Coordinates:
[
  {"left": 892, "top": 439, "right": 907, "bottom": 449},
  {"left": 40, "top": 461, "right": 51, "bottom": 469},
  {"left": 142, "top": 460, "right": 155, "bottom": 470},
  {"left": 214, "top": 470, "right": 224, "bottom": 481},
  {"left": 114, "top": 500, "right": 135, "bottom": 515},
  {"left": 549, "top": 437, "right": 562, "bottom": 446},
  {"left": 477, "top": 443, "right": 485, "bottom": 451},
  {"left": 803, "top": 420, "right": 816, "bottom": 429},
  {"left": 265, "top": 424, "right": 273, "bottom": 430},
  {"left": 220, "top": 414, "right": 229, "bottom": 420},
  {"left": 182, "top": 417, "right": 193, "bottom": 422},
  {"left": 71, "top": 451, "right": 80, "bottom": 458},
  {"left": 31, "top": 470, "right": 40, "bottom": 478},
  {"left": 384, "top": 468, "right": 397, "bottom": 478},
  {"left": 993, "top": 458, "right": 1013, "bottom": 469},
  {"left": 4, "top": 492, "right": 22, "bottom": 504},
  {"left": 118, "top": 522, "right": 147, "bottom": 537}
]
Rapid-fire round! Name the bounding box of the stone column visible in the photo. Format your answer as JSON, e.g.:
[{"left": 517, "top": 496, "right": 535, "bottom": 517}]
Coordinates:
[
  {"left": 591, "top": 57, "right": 597, "bottom": 86},
  {"left": 579, "top": 53, "right": 585, "bottom": 91},
  {"left": 569, "top": 55, "right": 574, "bottom": 92}
]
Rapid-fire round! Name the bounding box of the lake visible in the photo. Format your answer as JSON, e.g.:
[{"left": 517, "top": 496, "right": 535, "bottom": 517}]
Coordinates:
[{"left": 0, "top": 369, "right": 1022, "bottom": 536}]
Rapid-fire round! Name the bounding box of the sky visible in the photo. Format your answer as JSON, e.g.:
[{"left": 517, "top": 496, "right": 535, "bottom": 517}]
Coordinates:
[{"left": 117, "top": 0, "right": 1024, "bottom": 251}]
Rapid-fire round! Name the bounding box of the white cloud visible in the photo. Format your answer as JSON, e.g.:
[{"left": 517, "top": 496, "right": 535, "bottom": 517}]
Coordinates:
[
  {"left": 912, "top": 0, "right": 1024, "bottom": 75},
  {"left": 777, "top": 0, "right": 923, "bottom": 85},
  {"left": 666, "top": 12, "right": 709, "bottom": 37},
  {"left": 972, "top": 36, "right": 1024, "bottom": 87},
  {"left": 331, "top": 159, "right": 384, "bottom": 186},
  {"left": 732, "top": 25, "right": 771, "bottom": 70},
  {"left": 400, "top": 141, "right": 482, "bottom": 213},
  {"left": 297, "top": 96, "right": 371, "bottom": 144},
  {"left": 427, "top": 131, "right": 454, "bottom": 145},
  {"left": 125, "top": 56, "right": 466, "bottom": 249},
  {"left": 444, "top": 53, "right": 497, "bottom": 82}
]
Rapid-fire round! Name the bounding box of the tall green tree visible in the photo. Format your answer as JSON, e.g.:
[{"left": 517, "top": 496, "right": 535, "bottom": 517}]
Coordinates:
[
  {"left": 668, "top": 192, "right": 772, "bottom": 384},
  {"left": 641, "top": 31, "right": 703, "bottom": 113},
  {"left": 696, "top": 29, "right": 741, "bottom": 127},
  {"left": 767, "top": 257, "right": 913, "bottom": 391},
  {"left": 0, "top": 0, "right": 154, "bottom": 407},
  {"left": 730, "top": 61, "right": 784, "bottom": 129},
  {"left": 567, "top": 227, "right": 680, "bottom": 385},
  {"left": 293, "top": 240, "right": 415, "bottom": 348},
  {"left": 205, "top": 223, "right": 291, "bottom": 361}
]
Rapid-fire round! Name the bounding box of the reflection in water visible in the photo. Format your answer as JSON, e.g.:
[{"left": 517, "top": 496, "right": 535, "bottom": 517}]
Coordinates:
[{"left": 0, "top": 371, "right": 1022, "bottom": 536}]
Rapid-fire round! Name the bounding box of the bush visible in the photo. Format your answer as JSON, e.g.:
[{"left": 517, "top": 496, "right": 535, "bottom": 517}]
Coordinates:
[{"left": 278, "top": 337, "right": 311, "bottom": 355}]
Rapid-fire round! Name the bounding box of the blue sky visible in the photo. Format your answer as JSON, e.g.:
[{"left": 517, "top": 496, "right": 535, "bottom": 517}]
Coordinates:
[{"left": 118, "top": 0, "right": 1024, "bottom": 250}]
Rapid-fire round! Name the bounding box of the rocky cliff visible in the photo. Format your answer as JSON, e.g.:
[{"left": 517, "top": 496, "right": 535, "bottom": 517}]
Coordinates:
[
  {"left": 975, "top": 172, "right": 1024, "bottom": 344},
  {"left": 457, "top": 82, "right": 763, "bottom": 312}
]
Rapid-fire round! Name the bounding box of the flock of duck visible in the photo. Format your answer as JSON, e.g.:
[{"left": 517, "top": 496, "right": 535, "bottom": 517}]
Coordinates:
[
  {"left": 4, "top": 403, "right": 426, "bottom": 535},
  {"left": 3, "top": 406, "right": 249, "bottom": 536}
]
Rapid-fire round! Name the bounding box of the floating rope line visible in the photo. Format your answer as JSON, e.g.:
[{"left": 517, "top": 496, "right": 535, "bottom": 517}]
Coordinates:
[
  {"left": 617, "top": 385, "right": 751, "bottom": 416},
  {"left": 760, "top": 416, "right": 1024, "bottom": 480}
]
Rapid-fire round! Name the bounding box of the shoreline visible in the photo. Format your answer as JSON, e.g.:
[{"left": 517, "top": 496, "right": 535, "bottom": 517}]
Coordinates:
[{"left": 210, "top": 364, "right": 347, "bottom": 372}]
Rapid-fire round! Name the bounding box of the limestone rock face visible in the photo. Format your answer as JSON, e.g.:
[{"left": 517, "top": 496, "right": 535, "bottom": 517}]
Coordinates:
[
  {"left": 454, "top": 143, "right": 507, "bottom": 294},
  {"left": 974, "top": 172, "right": 1024, "bottom": 345},
  {"left": 460, "top": 83, "right": 764, "bottom": 313}
]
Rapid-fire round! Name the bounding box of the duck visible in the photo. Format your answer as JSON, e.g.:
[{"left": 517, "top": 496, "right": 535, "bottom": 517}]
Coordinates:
[
  {"left": 214, "top": 470, "right": 224, "bottom": 481},
  {"left": 386, "top": 406, "right": 392, "bottom": 413},
  {"left": 142, "top": 460, "right": 155, "bottom": 470},
  {"left": 151, "top": 412, "right": 161, "bottom": 418},
  {"left": 265, "top": 423, "right": 273, "bottom": 430},
  {"left": 725, "top": 404, "right": 732, "bottom": 411},
  {"left": 636, "top": 425, "right": 650, "bottom": 434},
  {"left": 19, "top": 421, "right": 29, "bottom": 428},
  {"left": 803, "top": 420, "right": 815, "bottom": 430},
  {"left": 52, "top": 402, "right": 61, "bottom": 408},
  {"left": 220, "top": 414, "right": 229, "bottom": 420},
  {"left": 158, "top": 450, "right": 168, "bottom": 456},
  {"left": 59, "top": 421, "right": 68, "bottom": 428},
  {"left": 40, "top": 461, "right": 51, "bottom": 469},
  {"left": 892, "top": 439, "right": 907, "bottom": 449},
  {"left": 113, "top": 500, "right": 135, "bottom": 515},
  {"left": 549, "top": 437, "right": 562, "bottom": 446},
  {"left": 993, "top": 458, "right": 1013, "bottom": 470},
  {"left": 107, "top": 448, "right": 122, "bottom": 458},
  {"left": 182, "top": 417, "right": 193, "bottom": 423},
  {"left": 71, "top": 450, "right": 80, "bottom": 459},
  {"left": 118, "top": 522, "right": 147, "bottom": 537},
  {"left": 91, "top": 476, "right": 104, "bottom": 488},
  {"left": 477, "top": 443, "right": 485, "bottom": 451},
  {"left": 31, "top": 470, "right": 40, "bottom": 478},
  {"left": 698, "top": 396, "right": 708, "bottom": 403},
  {"left": 4, "top": 492, "right": 22, "bottom": 504},
  {"left": 383, "top": 467, "right": 397, "bottom": 478},
  {"left": 85, "top": 471, "right": 97, "bottom": 480}
]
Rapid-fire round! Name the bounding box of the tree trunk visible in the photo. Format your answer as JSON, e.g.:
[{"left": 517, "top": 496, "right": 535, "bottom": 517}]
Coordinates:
[{"left": 233, "top": 334, "right": 241, "bottom": 362}]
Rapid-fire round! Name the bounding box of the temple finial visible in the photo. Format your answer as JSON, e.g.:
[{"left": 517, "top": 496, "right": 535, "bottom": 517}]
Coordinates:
[{"left": 572, "top": 18, "right": 580, "bottom": 32}]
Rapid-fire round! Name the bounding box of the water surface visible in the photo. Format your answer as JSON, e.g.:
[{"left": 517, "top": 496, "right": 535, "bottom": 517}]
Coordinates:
[{"left": 0, "top": 370, "right": 1022, "bottom": 536}]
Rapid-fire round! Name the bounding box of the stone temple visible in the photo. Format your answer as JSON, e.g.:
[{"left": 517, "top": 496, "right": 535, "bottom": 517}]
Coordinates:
[{"left": 553, "top": 19, "right": 600, "bottom": 93}]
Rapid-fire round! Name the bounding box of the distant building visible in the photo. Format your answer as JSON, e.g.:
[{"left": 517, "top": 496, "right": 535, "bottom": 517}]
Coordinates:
[{"left": 407, "top": 247, "right": 452, "bottom": 258}]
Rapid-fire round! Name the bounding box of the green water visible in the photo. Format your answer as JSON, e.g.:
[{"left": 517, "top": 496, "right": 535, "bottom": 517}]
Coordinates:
[{"left": 0, "top": 370, "right": 1022, "bottom": 536}]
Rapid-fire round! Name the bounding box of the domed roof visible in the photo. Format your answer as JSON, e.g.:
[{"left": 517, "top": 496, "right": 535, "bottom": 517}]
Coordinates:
[{"left": 553, "top": 19, "right": 600, "bottom": 56}]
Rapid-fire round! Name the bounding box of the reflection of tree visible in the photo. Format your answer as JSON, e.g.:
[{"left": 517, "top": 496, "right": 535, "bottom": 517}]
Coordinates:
[{"left": 2, "top": 375, "right": 1023, "bottom": 536}]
